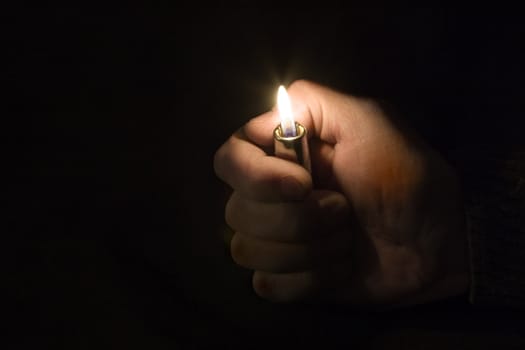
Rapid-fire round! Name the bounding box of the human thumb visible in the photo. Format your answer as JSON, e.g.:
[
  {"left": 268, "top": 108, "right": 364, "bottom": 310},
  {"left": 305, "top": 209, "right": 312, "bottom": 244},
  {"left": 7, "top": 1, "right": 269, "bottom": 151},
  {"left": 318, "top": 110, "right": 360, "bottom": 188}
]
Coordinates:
[{"left": 244, "top": 80, "right": 366, "bottom": 147}]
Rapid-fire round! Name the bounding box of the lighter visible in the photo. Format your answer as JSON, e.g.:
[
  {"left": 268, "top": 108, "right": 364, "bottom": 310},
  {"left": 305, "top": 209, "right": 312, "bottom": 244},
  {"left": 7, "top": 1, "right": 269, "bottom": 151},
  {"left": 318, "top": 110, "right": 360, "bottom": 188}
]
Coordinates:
[{"left": 273, "top": 86, "right": 311, "bottom": 172}]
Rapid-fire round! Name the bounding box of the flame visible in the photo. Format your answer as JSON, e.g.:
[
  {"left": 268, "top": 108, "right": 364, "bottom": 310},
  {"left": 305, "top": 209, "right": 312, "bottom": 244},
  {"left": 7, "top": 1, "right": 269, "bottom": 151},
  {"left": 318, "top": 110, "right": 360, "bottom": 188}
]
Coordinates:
[{"left": 277, "top": 85, "right": 296, "bottom": 137}]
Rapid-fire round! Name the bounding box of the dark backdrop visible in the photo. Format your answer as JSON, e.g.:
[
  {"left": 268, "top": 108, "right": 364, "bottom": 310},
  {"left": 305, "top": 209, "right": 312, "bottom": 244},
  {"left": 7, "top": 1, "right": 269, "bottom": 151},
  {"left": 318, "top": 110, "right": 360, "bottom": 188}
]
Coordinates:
[{"left": 7, "top": 4, "right": 525, "bottom": 348}]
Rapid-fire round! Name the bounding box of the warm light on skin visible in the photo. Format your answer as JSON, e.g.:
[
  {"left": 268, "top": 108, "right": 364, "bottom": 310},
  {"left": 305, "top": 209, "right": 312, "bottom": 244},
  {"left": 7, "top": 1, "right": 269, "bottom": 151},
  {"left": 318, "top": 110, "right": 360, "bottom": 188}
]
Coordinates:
[{"left": 277, "top": 85, "right": 297, "bottom": 137}]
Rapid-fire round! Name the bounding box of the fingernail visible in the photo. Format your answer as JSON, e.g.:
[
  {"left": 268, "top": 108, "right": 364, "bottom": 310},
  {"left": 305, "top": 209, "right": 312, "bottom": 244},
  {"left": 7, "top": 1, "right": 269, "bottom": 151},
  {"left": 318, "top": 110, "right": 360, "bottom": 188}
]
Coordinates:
[{"left": 281, "top": 176, "right": 305, "bottom": 199}]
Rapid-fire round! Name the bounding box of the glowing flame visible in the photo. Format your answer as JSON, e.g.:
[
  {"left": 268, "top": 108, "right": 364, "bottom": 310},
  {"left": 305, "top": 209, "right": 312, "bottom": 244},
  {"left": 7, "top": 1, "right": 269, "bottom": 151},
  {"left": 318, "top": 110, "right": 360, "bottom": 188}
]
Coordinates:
[{"left": 277, "top": 85, "right": 296, "bottom": 137}]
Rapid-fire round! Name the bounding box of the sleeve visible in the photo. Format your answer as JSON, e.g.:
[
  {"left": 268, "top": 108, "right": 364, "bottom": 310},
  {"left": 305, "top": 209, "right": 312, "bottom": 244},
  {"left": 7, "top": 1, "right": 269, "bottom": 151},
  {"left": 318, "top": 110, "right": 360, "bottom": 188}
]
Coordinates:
[{"left": 456, "top": 147, "right": 525, "bottom": 306}]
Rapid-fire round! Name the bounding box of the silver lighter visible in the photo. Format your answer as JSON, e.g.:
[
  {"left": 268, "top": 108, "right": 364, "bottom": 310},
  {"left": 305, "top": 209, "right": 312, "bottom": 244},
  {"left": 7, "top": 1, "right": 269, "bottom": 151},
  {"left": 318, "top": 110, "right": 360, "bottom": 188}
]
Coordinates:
[{"left": 273, "top": 121, "right": 311, "bottom": 173}]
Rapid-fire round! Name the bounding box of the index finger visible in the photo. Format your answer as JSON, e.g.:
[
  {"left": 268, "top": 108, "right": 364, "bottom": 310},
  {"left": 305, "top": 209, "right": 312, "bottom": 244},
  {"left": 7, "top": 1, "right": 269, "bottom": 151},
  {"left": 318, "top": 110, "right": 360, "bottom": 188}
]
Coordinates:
[{"left": 214, "top": 128, "right": 312, "bottom": 201}]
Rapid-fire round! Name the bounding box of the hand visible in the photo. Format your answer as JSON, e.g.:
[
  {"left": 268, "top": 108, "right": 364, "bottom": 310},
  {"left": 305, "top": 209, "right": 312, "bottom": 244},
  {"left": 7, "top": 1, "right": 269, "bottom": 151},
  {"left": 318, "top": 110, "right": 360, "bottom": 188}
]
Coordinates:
[{"left": 214, "top": 80, "right": 469, "bottom": 307}]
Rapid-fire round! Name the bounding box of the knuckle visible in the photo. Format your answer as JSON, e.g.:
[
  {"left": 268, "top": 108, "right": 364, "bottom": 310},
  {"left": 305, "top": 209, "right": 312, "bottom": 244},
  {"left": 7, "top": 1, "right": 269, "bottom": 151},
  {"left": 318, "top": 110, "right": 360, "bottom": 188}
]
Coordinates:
[
  {"left": 213, "top": 142, "right": 229, "bottom": 179},
  {"left": 242, "top": 155, "right": 259, "bottom": 184},
  {"left": 358, "top": 97, "right": 386, "bottom": 116},
  {"left": 224, "top": 194, "right": 240, "bottom": 230},
  {"left": 247, "top": 154, "right": 270, "bottom": 182},
  {"left": 288, "top": 79, "right": 314, "bottom": 92},
  {"left": 230, "top": 233, "right": 246, "bottom": 266},
  {"left": 243, "top": 162, "right": 277, "bottom": 200}
]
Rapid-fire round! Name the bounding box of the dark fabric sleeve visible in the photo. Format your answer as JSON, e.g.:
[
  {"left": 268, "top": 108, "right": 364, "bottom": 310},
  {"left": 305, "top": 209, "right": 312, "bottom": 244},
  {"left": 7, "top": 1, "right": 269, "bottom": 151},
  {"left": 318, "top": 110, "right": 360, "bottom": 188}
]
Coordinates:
[{"left": 454, "top": 147, "right": 525, "bottom": 306}]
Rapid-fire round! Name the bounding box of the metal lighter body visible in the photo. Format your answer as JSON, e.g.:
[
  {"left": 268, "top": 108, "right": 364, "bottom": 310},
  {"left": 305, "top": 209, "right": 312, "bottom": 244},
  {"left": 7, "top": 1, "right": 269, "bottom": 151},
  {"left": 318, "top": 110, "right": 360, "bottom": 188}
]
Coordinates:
[{"left": 273, "top": 122, "right": 311, "bottom": 173}]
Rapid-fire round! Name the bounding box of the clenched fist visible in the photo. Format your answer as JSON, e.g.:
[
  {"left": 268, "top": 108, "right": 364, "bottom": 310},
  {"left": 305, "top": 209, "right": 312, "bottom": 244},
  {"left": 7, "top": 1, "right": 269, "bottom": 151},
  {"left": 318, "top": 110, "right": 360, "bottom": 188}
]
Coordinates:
[{"left": 214, "top": 80, "right": 469, "bottom": 308}]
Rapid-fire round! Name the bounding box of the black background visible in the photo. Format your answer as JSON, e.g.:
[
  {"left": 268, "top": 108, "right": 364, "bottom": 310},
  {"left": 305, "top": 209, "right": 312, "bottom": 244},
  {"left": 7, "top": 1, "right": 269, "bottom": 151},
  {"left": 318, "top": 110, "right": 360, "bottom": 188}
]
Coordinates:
[{"left": 7, "top": 4, "right": 525, "bottom": 348}]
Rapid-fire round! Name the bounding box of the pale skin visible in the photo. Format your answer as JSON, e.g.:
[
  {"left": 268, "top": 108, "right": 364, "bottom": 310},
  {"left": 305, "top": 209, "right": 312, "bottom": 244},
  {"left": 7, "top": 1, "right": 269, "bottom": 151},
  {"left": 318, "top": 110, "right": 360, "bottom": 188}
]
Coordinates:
[{"left": 214, "top": 80, "right": 469, "bottom": 308}]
